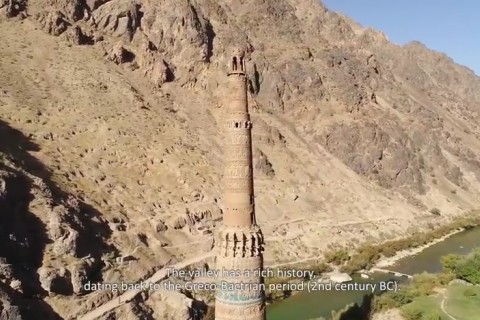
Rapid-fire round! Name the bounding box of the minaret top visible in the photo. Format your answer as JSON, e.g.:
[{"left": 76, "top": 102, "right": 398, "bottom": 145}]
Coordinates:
[{"left": 228, "top": 46, "right": 246, "bottom": 76}]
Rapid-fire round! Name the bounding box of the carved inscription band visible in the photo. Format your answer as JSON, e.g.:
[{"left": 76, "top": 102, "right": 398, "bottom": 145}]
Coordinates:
[
  {"left": 224, "top": 178, "right": 251, "bottom": 192},
  {"left": 224, "top": 164, "right": 251, "bottom": 178},
  {"left": 215, "top": 303, "right": 265, "bottom": 320},
  {"left": 225, "top": 133, "right": 250, "bottom": 145},
  {"left": 225, "top": 146, "right": 251, "bottom": 159},
  {"left": 215, "top": 285, "right": 264, "bottom": 301}
]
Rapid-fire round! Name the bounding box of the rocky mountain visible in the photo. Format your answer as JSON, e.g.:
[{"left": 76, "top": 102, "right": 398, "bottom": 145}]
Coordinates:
[{"left": 1, "top": 0, "right": 480, "bottom": 318}]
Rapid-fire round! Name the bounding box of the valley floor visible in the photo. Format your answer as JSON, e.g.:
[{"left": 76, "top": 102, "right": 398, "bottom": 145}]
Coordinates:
[{"left": 400, "top": 283, "right": 480, "bottom": 320}]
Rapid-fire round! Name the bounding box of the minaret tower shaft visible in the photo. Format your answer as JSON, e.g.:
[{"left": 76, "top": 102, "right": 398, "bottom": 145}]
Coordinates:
[{"left": 214, "top": 47, "right": 266, "bottom": 319}]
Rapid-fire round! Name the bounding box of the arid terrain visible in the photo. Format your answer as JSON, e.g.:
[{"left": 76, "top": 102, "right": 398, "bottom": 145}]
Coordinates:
[{"left": 1, "top": 0, "right": 480, "bottom": 318}]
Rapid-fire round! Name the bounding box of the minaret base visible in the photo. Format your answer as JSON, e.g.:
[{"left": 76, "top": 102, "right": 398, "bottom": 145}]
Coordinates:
[
  {"left": 214, "top": 225, "right": 266, "bottom": 320},
  {"left": 214, "top": 302, "right": 266, "bottom": 320}
]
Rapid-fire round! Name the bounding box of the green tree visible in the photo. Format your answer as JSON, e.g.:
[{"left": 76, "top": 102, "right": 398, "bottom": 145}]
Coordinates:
[
  {"left": 452, "top": 248, "right": 480, "bottom": 284},
  {"left": 441, "top": 254, "right": 464, "bottom": 273},
  {"left": 372, "top": 294, "right": 398, "bottom": 312},
  {"left": 324, "top": 249, "right": 350, "bottom": 265},
  {"left": 401, "top": 306, "right": 423, "bottom": 320},
  {"left": 456, "top": 262, "right": 480, "bottom": 284}
]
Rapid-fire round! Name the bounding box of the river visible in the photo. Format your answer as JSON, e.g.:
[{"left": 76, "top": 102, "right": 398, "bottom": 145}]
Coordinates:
[{"left": 266, "top": 227, "right": 480, "bottom": 320}]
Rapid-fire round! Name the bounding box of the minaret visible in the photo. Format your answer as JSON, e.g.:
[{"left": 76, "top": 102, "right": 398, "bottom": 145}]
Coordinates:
[{"left": 214, "top": 47, "right": 266, "bottom": 319}]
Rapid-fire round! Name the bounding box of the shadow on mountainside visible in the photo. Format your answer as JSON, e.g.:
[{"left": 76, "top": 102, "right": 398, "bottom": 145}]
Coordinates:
[
  {"left": 0, "top": 119, "right": 116, "bottom": 319},
  {"left": 0, "top": 166, "right": 49, "bottom": 290}
]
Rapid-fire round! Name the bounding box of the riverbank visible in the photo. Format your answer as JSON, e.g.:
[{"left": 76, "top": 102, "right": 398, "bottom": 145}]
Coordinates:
[
  {"left": 373, "top": 228, "right": 464, "bottom": 268},
  {"left": 268, "top": 226, "right": 480, "bottom": 320},
  {"left": 339, "top": 213, "right": 480, "bottom": 274},
  {"left": 371, "top": 246, "right": 480, "bottom": 320},
  {"left": 267, "top": 213, "right": 480, "bottom": 318}
]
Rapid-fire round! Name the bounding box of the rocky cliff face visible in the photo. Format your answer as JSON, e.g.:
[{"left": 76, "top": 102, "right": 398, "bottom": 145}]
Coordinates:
[{"left": 1, "top": 0, "right": 480, "bottom": 318}]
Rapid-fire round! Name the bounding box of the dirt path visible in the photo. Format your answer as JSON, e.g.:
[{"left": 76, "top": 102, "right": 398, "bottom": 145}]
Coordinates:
[
  {"left": 77, "top": 252, "right": 214, "bottom": 320},
  {"left": 440, "top": 290, "right": 457, "bottom": 320}
]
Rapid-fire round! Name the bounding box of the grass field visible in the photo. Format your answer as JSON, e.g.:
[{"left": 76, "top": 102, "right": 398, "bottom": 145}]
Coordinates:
[
  {"left": 444, "top": 284, "right": 480, "bottom": 320},
  {"left": 398, "top": 283, "right": 480, "bottom": 320},
  {"left": 400, "top": 294, "right": 449, "bottom": 320}
]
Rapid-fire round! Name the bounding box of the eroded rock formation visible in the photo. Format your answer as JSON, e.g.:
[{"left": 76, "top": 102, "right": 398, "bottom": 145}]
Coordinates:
[{"left": 1, "top": 0, "right": 480, "bottom": 318}]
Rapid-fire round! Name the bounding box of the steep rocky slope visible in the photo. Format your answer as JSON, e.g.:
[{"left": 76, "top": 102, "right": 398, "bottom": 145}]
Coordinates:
[{"left": 1, "top": 0, "right": 480, "bottom": 318}]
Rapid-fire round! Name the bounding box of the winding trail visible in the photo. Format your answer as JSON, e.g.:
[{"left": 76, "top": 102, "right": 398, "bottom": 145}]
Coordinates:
[
  {"left": 77, "top": 252, "right": 214, "bottom": 320},
  {"left": 440, "top": 290, "right": 457, "bottom": 320}
]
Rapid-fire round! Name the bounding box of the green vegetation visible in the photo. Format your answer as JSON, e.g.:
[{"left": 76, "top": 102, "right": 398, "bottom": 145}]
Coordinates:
[
  {"left": 265, "top": 213, "right": 480, "bottom": 308},
  {"left": 396, "top": 284, "right": 480, "bottom": 320},
  {"left": 441, "top": 248, "right": 480, "bottom": 284},
  {"left": 324, "top": 249, "right": 350, "bottom": 265},
  {"left": 340, "top": 214, "right": 480, "bottom": 274},
  {"left": 265, "top": 214, "right": 480, "bottom": 317},
  {"left": 445, "top": 284, "right": 480, "bottom": 319},
  {"left": 369, "top": 247, "right": 480, "bottom": 320},
  {"left": 372, "top": 273, "right": 453, "bottom": 313},
  {"left": 401, "top": 296, "right": 446, "bottom": 320}
]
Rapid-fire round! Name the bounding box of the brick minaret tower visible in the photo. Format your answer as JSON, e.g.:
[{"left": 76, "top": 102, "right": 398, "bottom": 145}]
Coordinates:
[{"left": 214, "top": 47, "right": 266, "bottom": 319}]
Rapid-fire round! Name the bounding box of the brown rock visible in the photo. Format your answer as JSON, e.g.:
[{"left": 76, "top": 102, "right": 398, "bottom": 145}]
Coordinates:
[
  {"left": 49, "top": 205, "right": 80, "bottom": 257},
  {"left": 3, "top": 0, "right": 26, "bottom": 18},
  {"left": 136, "top": 40, "right": 174, "bottom": 87},
  {"left": 69, "top": 259, "right": 100, "bottom": 295},
  {"left": 142, "top": 59, "right": 173, "bottom": 87},
  {"left": 0, "top": 284, "right": 23, "bottom": 320},
  {"left": 64, "top": 26, "right": 93, "bottom": 45},
  {"left": 108, "top": 43, "right": 135, "bottom": 64},
  {"left": 170, "top": 216, "right": 187, "bottom": 230},
  {"left": 92, "top": 0, "right": 140, "bottom": 39},
  {"left": 38, "top": 267, "right": 72, "bottom": 295},
  {"left": 70, "top": 264, "right": 87, "bottom": 295},
  {"left": 254, "top": 148, "right": 275, "bottom": 177},
  {"left": 154, "top": 220, "right": 168, "bottom": 232},
  {"left": 0, "top": 261, "right": 15, "bottom": 286},
  {"left": 56, "top": 0, "right": 88, "bottom": 21},
  {"left": 34, "top": 10, "right": 69, "bottom": 36},
  {"left": 85, "top": 0, "right": 109, "bottom": 11},
  {"left": 322, "top": 122, "right": 425, "bottom": 193}
]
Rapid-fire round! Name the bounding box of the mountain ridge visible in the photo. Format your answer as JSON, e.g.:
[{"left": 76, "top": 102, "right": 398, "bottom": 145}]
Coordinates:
[{"left": 1, "top": 0, "right": 480, "bottom": 318}]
